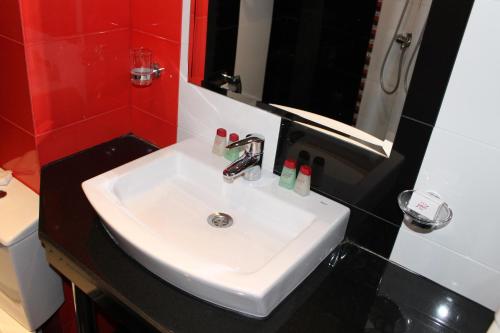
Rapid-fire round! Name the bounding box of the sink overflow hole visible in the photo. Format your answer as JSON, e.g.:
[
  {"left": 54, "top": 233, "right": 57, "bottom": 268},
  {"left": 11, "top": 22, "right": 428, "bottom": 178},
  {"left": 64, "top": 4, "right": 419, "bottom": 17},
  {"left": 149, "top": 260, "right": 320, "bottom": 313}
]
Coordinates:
[
  {"left": 207, "top": 213, "right": 233, "bottom": 228},
  {"left": 0, "top": 191, "right": 6, "bottom": 199}
]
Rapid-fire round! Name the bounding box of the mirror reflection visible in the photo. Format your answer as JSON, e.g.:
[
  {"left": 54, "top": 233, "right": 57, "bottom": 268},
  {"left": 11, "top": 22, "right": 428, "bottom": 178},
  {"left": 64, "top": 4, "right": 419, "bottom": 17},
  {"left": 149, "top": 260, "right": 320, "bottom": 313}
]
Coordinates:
[{"left": 189, "top": 0, "right": 433, "bottom": 156}]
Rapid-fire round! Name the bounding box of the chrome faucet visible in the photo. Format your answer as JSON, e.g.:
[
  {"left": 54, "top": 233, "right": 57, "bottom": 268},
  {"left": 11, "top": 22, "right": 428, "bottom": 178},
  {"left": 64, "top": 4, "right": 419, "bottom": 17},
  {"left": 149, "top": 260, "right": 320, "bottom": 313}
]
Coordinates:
[{"left": 223, "top": 134, "right": 264, "bottom": 182}]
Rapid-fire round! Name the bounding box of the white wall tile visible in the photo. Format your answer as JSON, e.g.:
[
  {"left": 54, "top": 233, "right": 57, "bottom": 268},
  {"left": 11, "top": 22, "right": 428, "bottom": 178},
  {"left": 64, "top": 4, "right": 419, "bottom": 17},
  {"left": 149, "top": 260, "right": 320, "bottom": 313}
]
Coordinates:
[
  {"left": 391, "top": 0, "right": 500, "bottom": 310},
  {"left": 412, "top": 128, "right": 500, "bottom": 272},
  {"left": 391, "top": 227, "right": 500, "bottom": 311},
  {"left": 177, "top": 82, "right": 281, "bottom": 171},
  {"left": 434, "top": 0, "right": 500, "bottom": 149},
  {"left": 234, "top": 0, "right": 274, "bottom": 100},
  {"left": 178, "top": 0, "right": 282, "bottom": 171}
]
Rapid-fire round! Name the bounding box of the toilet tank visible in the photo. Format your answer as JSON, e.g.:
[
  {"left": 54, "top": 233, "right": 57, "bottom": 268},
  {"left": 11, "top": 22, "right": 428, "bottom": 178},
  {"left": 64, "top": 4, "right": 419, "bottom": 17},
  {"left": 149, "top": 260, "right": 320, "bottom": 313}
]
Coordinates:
[{"left": 0, "top": 170, "right": 64, "bottom": 331}]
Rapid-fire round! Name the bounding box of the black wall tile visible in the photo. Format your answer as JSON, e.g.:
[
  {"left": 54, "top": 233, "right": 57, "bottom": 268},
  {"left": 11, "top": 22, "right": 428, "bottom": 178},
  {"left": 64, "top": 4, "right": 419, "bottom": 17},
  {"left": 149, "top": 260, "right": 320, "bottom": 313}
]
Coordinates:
[
  {"left": 369, "top": 117, "right": 434, "bottom": 224},
  {"left": 345, "top": 207, "right": 400, "bottom": 258}
]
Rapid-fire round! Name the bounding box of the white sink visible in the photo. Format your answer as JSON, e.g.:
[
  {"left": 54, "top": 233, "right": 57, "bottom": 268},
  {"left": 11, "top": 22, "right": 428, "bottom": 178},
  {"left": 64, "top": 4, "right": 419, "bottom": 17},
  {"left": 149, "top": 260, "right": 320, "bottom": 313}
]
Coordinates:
[{"left": 82, "top": 138, "right": 349, "bottom": 317}]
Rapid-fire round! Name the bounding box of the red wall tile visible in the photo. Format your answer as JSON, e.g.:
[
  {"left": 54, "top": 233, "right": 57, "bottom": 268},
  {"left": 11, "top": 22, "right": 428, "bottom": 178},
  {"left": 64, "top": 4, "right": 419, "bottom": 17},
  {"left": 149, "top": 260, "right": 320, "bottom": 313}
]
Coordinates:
[
  {"left": 131, "top": 0, "right": 182, "bottom": 42},
  {"left": 77, "top": 106, "right": 131, "bottom": 152},
  {"left": 0, "top": 3, "right": 39, "bottom": 192},
  {"left": 0, "top": 117, "right": 39, "bottom": 192},
  {"left": 0, "top": 0, "right": 24, "bottom": 42},
  {"left": 4, "top": 0, "right": 183, "bottom": 330},
  {"left": 36, "top": 107, "right": 130, "bottom": 165},
  {"left": 131, "top": 107, "right": 176, "bottom": 148},
  {"left": 131, "top": 31, "right": 180, "bottom": 126},
  {"left": 0, "top": 36, "right": 35, "bottom": 134},
  {"left": 26, "top": 30, "right": 130, "bottom": 135},
  {"left": 19, "top": 0, "right": 130, "bottom": 44}
]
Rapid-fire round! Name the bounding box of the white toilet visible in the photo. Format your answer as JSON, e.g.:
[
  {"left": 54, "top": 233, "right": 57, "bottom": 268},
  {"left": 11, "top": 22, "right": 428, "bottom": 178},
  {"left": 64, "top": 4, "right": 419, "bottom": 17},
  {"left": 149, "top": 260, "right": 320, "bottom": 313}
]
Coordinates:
[{"left": 0, "top": 169, "right": 64, "bottom": 332}]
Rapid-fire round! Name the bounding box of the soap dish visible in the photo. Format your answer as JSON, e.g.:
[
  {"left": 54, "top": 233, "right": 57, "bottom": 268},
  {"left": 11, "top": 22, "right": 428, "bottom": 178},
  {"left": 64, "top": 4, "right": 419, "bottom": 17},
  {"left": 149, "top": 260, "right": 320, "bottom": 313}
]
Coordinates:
[{"left": 397, "top": 190, "right": 453, "bottom": 233}]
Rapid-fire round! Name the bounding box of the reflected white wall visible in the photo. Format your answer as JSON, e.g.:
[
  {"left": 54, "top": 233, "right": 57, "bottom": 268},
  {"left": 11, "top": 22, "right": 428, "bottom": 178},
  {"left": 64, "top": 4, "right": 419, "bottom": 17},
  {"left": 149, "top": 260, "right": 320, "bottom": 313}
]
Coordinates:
[{"left": 234, "top": 0, "right": 274, "bottom": 101}]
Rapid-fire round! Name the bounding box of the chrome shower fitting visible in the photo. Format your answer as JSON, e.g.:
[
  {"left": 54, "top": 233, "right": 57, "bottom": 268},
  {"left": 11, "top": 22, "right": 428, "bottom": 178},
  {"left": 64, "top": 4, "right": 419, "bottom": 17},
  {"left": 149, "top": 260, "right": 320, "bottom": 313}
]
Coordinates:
[
  {"left": 395, "top": 33, "right": 412, "bottom": 50},
  {"left": 379, "top": 0, "right": 411, "bottom": 95}
]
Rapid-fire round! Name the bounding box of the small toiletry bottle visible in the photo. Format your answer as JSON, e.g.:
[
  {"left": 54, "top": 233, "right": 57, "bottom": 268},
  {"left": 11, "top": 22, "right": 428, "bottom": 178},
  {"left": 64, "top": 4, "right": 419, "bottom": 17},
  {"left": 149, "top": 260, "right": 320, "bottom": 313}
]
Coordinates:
[
  {"left": 224, "top": 133, "right": 240, "bottom": 161},
  {"left": 294, "top": 165, "right": 311, "bottom": 196},
  {"left": 212, "top": 128, "right": 227, "bottom": 156},
  {"left": 279, "top": 159, "right": 297, "bottom": 190}
]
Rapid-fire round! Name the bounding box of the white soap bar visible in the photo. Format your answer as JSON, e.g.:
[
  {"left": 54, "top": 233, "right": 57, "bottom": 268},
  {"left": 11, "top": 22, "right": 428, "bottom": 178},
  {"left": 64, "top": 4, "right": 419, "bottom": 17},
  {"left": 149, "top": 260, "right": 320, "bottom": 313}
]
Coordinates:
[
  {"left": 0, "top": 170, "right": 13, "bottom": 186},
  {"left": 407, "top": 191, "right": 444, "bottom": 220}
]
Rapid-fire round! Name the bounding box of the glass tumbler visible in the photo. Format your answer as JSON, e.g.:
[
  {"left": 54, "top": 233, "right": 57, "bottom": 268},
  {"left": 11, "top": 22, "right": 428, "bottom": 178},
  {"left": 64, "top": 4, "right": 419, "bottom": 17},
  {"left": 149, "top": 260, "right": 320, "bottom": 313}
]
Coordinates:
[{"left": 130, "top": 48, "right": 154, "bottom": 86}]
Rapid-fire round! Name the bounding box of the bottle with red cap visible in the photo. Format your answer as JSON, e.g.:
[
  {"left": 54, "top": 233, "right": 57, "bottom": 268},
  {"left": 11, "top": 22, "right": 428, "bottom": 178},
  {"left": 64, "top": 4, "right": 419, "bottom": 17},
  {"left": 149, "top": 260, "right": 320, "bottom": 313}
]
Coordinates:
[
  {"left": 224, "top": 133, "right": 240, "bottom": 161},
  {"left": 212, "top": 128, "right": 227, "bottom": 156},
  {"left": 279, "top": 159, "right": 297, "bottom": 190},
  {"left": 294, "top": 165, "right": 311, "bottom": 196}
]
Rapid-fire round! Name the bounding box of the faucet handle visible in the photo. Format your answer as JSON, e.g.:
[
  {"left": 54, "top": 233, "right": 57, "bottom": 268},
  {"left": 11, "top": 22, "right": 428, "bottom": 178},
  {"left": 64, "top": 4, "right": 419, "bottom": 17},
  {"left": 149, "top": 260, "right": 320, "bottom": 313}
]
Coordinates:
[{"left": 226, "top": 134, "right": 264, "bottom": 155}]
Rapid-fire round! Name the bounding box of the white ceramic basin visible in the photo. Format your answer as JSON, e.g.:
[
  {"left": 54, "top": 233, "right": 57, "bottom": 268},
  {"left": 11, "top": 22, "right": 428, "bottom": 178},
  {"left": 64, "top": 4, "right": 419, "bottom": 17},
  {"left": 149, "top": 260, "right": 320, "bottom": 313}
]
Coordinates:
[{"left": 82, "top": 138, "right": 349, "bottom": 317}]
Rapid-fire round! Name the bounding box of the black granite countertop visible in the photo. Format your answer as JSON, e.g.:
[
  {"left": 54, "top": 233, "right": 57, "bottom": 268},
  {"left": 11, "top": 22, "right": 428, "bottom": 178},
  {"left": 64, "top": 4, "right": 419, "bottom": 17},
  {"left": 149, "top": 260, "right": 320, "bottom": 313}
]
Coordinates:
[{"left": 39, "top": 135, "right": 493, "bottom": 333}]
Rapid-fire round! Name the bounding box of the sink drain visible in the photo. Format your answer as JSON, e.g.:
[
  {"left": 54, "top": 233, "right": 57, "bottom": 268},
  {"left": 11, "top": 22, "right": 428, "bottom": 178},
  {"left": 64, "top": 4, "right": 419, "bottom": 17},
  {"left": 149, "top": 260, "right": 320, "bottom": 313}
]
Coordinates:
[{"left": 207, "top": 212, "right": 233, "bottom": 228}]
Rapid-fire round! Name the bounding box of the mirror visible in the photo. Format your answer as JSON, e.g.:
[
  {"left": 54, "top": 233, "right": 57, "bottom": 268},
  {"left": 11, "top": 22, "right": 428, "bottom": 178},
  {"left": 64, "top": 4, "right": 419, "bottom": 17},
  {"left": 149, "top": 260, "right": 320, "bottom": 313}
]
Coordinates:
[{"left": 189, "top": 0, "right": 434, "bottom": 157}]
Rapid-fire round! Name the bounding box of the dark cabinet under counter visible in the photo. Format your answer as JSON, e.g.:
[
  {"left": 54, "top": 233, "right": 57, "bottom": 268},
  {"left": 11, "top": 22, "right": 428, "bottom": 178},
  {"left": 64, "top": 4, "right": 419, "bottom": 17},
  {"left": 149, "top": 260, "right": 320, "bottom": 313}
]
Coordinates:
[{"left": 38, "top": 134, "right": 493, "bottom": 333}]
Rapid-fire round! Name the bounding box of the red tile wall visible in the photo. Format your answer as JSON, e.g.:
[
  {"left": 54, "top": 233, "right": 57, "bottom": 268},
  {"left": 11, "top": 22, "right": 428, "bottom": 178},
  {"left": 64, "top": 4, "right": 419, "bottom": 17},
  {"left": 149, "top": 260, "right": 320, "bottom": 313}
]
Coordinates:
[
  {"left": 20, "top": 0, "right": 132, "bottom": 166},
  {"left": 1, "top": 0, "right": 182, "bottom": 184},
  {"left": 0, "top": 0, "right": 39, "bottom": 192},
  {"left": 130, "top": 0, "right": 182, "bottom": 148},
  {"left": 18, "top": 1, "right": 133, "bottom": 331},
  {"left": 1, "top": 0, "right": 183, "bottom": 331}
]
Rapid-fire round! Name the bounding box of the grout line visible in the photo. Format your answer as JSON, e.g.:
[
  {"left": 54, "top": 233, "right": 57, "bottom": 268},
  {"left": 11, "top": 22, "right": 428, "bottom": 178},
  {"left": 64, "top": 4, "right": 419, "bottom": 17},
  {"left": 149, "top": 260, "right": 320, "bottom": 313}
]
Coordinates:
[
  {"left": 128, "top": 2, "right": 133, "bottom": 121},
  {"left": 401, "top": 115, "right": 435, "bottom": 128},
  {"left": 348, "top": 240, "right": 436, "bottom": 280},
  {"left": 35, "top": 105, "right": 129, "bottom": 137},
  {"left": 0, "top": 33, "right": 24, "bottom": 46},
  {"left": 401, "top": 228, "right": 500, "bottom": 275},
  {"left": 344, "top": 240, "right": 393, "bottom": 262},
  {"left": 15, "top": 0, "right": 39, "bottom": 133},
  {"left": 16, "top": 0, "right": 28, "bottom": 45},
  {"left": 18, "top": 23, "right": 38, "bottom": 138},
  {"left": 431, "top": 125, "right": 500, "bottom": 153},
  {"left": 131, "top": 29, "right": 181, "bottom": 44},
  {"left": 131, "top": 106, "right": 177, "bottom": 128},
  {"left": 0, "top": 115, "right": 35, "bottom": 137},
  {"left": 313, "top": 190, "right": 402, "bottom": 228},
  {"left": 23, "top": 28, "right": 130, "bottom": 46}
]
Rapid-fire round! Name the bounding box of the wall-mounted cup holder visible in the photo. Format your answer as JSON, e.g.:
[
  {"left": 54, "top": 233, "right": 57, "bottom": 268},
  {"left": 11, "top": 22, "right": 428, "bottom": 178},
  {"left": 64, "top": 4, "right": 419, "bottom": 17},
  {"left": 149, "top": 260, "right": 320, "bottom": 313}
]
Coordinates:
[
  {"left": 398, "top": 190, "right": 453, "bottom": 233},
  {"left": 130, "top": 48, "right": 164, "bottom": 87}
]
